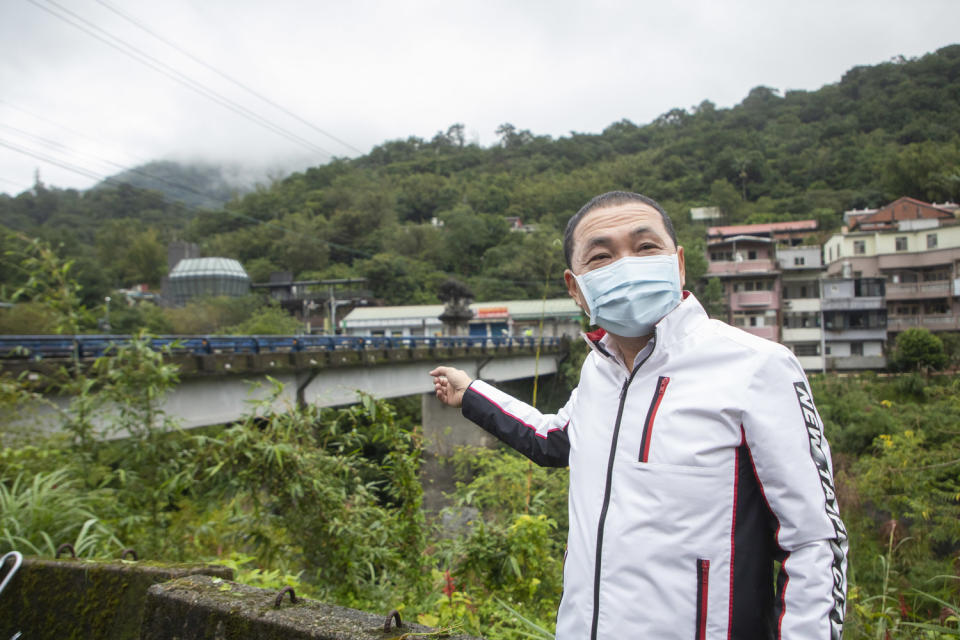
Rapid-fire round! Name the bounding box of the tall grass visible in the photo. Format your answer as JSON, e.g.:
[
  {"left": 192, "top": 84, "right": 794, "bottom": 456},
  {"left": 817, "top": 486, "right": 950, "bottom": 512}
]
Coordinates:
[{"left": 0, "top": 468, "right": 121, "bottom": 557}]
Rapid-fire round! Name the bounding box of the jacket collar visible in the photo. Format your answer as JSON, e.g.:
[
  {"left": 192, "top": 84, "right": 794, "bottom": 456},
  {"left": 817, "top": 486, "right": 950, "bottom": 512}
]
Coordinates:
[{"left": 580, "top": 291, "right": 709, "bottom": 366}]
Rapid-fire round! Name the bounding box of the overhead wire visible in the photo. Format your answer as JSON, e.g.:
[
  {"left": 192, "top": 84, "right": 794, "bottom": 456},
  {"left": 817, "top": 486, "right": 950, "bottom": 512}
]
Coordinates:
[
  {"left": 93, "top": 0, "right": 364, "bottom": 156},
  {"left": 0, "top": 98, "right": 153, "bottom": 167},
  {"left": 1, "top": 121, "right": 227, "bottom": 206},
  {"left": 0, "top": 137, "right": 113, "bottom": 184},
  {"left": 25, "top": 0, "right": 338, "bottom": 159},
  {"left": 0, "top": 122, "right": 128, "bottom": 177},
  {"left": 0, "top": 177, "right": 33, "bottom": 192},
  {"left": 0, "top": 126, "right": 373, "bottom": 257}
]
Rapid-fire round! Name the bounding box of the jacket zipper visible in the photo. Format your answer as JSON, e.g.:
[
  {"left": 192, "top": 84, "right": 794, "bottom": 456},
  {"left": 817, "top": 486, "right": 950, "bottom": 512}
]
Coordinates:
[
  {"left": 638, "top": 376, "right": 670, "bottom": 462},
  {"left": 589, "top": 336, "right": 657, "bottom": 640},
  {"left": 696, "top": 558, "right": 710, "bottom": 640}
]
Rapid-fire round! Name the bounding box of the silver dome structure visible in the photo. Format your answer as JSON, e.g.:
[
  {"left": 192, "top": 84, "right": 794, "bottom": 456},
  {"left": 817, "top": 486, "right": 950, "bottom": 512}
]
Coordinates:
[{"left": 167, "top": 257, "right": 251, "bottom": 305}]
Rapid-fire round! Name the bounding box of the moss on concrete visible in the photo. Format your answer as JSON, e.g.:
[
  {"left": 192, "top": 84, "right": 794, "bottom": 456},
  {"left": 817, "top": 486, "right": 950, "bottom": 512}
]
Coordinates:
[
  {"left": 141, "top": 574, "right": 482, "bottom": 640},
  {"left": 0, "top": 556, "right": 232, "bottom": 640}
]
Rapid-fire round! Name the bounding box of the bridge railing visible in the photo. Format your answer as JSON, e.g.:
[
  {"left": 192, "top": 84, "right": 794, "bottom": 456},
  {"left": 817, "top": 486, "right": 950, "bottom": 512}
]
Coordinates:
[{"left": 0, "top": 334, "right": 563, "bottom": 360}]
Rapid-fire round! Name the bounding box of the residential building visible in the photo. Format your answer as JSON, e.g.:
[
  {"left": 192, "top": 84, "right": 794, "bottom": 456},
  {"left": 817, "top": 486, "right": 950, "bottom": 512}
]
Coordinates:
[
  {"left": 778, "top": 246, "right": 824, "bottom": 371},
  {"left": 706, "top": 220, "right": 820, "bottom": 343},
  {"left": 821, "top": 276, "right": 887, "bottom": 370},
  {"left": 824, "top": 197, "right": 960, "bottom": 337}
]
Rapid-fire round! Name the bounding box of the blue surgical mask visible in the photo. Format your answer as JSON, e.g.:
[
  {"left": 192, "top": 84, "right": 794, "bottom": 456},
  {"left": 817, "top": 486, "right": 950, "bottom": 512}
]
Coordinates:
[{"left": 574, "top": 254, "right": 682, "bottom": 337}]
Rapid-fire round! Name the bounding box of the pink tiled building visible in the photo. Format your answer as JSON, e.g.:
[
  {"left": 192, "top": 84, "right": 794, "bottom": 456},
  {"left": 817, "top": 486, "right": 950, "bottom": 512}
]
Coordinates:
[{"left": 706, "top": 220, "right": 820, "bottom": 343}]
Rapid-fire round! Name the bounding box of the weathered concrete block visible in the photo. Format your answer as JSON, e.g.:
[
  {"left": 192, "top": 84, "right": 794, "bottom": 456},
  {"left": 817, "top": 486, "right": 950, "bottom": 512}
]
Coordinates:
[
  {"left": 140, "top": 574, "right": 482, "bottom": 640},
  {"left": 0, "top": 557, "right": 233, "bottom": 640}
]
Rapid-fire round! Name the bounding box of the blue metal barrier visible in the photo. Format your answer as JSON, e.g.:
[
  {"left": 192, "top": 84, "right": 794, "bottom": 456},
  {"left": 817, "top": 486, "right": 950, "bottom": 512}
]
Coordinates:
[{"left": 0, "top": 334, "right": 562, "bottom": 360}]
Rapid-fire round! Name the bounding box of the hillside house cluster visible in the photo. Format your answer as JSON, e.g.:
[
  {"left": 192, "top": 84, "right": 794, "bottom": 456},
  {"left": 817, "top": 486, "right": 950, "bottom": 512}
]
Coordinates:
[{"left": 706, "top": 197, "right": 960, "bottom": 371}]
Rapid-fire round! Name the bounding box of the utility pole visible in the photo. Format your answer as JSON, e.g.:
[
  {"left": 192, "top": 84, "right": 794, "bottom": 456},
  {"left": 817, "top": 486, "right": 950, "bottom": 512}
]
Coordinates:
[{"left": 328, "top": 284, "right": 336, "bottom": 333}]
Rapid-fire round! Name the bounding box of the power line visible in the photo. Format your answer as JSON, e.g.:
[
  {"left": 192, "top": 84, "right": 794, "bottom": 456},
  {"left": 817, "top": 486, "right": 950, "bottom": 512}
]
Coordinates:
[
  {"left": 93, "top": 0, "right": 364, "bottom": 156},
  {"left": 0, "top": 131, "right": 372, "bottom": 258},
  {"left": 1, "top": 122, "right": 222, "bottom": 206},
  {"left": 0, "top": 122, "right": 121, "bottom": 177},
  {"left": 26, "top": 0, "right": 337, "bottom": 159},
  {"left": 0, "top": 176, "right": 33, "bottom": 192},
  {"left": 0, "top": 98, "right": 152, "bottom": 167},
  {"left": 0, "top": 137, "right": 112, "bottom": 184}
]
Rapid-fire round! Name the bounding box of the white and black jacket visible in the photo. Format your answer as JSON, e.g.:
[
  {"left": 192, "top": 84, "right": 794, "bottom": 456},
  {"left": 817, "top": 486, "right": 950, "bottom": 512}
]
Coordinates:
[{"left": 461, "top": 293, "right": 848, "bottom": 640}]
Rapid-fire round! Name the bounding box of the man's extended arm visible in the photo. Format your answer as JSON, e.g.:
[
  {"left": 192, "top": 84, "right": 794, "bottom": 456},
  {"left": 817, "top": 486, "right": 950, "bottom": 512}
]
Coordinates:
[
  {"left": 741, "top": 349, "right": 848, "bottom": 640},
  {"left": 430, "top": 366, "right": 574, "bottom": 467}
]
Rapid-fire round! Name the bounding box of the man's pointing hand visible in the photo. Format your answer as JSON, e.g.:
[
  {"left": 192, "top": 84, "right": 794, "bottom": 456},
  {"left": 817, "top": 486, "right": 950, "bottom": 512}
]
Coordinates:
[{"left": 429, "top": 366, "right": 473, "bottom": 408}]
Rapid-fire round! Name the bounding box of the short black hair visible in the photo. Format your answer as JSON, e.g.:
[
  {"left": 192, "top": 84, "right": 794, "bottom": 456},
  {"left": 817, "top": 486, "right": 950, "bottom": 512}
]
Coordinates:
[{"left": 563, "top": 191, "right": 677, "bottom": 269}]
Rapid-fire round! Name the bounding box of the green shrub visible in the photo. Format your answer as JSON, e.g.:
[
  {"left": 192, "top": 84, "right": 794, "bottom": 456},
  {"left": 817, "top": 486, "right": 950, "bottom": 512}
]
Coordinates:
[{"left": 0, "top": 468, "right": 121, "bottom": 557}]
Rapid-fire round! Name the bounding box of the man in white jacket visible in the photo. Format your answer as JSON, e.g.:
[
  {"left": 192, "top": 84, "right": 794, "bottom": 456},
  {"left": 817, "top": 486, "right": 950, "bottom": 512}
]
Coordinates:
[{"left": 431, "top": 191, "right": 848, "bottom": 640}]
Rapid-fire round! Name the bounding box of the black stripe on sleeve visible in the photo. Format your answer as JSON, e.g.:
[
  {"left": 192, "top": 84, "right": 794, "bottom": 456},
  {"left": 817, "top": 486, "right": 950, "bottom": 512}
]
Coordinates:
[{"left": 461, "top": 385, "right": 570, "bottom": 467}]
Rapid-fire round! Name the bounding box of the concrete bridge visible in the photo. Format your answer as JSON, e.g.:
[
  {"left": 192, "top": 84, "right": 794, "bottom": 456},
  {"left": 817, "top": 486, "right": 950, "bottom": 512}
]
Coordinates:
[{"left": 2, "top": 334, "right": 568, "bottom": 438}]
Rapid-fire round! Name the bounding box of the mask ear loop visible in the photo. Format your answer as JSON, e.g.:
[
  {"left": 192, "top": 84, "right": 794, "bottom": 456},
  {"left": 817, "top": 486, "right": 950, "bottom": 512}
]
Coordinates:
[{"left": 573, "top": 273, "right": 597, "bottom": 325}]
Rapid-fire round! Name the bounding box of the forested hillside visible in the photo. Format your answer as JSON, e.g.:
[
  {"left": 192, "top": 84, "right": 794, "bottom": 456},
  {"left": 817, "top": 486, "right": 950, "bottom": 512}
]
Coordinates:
[
  {"left": 2, "top": 45, "right": 959, "bottom": 307},
  {"left": 92, "top": 160, "right": 248, "bottom": 209}
]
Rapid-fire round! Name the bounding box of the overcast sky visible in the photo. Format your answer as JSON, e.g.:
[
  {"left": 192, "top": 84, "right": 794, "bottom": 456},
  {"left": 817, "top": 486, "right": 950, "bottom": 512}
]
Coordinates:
[{"left": 1, "top": 0, "right": 958, "bottom": 196}]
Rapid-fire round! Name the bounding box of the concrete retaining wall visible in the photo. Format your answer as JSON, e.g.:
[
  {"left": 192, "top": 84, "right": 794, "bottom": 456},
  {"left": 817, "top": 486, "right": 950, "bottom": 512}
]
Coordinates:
[
  {"left": 0, "top": 556, "right": 233, "bottom": 640},
  {"left": 1, "top": 558, "right": 483, "bottom": 640},
  {"left": 141, "top": 574, "right": 481, "bottom": 640}
]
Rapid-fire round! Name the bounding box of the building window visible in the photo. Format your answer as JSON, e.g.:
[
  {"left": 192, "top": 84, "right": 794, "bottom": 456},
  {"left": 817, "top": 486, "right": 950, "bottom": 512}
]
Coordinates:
[
  {"left": 922, "top": 270, "right": 948, "bottom": 282},
  {"left": 747, "top": 250, "right": 758, "bottom": 260},
  {"left": 927, "top": 233, "right": 938, "bottom": 249},
  {"left": 851, "top": 342, "right": 863, "bottom": 356},
  {"left": 855, "top": 279, "right": 885, "bottom": 297},
  {"left": 895, "top": 236, "right": 908, "bottom": 251},
  {"left": 784, "top": 312, "right": 821, "bottom": 329},
  {"left": 854, "top": 240, "right": 865, "bottom": 255},
  {"left": 710, "top": 250, "right": 734, "bottom": 261},
  {"left": 793, "top": 343, "right": 821, "bottom": 356},
  {"left": 794, "top": 256, "right": 805, "bottom": 266}
]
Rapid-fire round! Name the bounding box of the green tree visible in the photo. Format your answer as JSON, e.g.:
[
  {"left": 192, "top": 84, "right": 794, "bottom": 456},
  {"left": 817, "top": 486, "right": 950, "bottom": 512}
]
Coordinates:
[
  {"left": 357, "top": 253, "right": 444, "bottom": 305},
  {"left": 440, "top": 205, "right": 509, "bottom": 274},
  {"left": 122, "top": 228, "right": 168, "bottom": 287},
  {"left": 700, "top": 278, "right": 726, "bottom": 319},
  {"left": 890, "top": 328, "right": 948, "bottom": 373},
  {"left": 222, "top": 304, "right": 302, "bottom": 335},
  {"left": 7, "top": 233, "right": 85, "bottom": 333}
]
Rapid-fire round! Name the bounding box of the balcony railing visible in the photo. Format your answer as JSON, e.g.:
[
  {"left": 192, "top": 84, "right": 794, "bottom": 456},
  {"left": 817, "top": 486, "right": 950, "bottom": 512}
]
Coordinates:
[
  {"left": 707, "top": 259, "right": 777, "bottom": 276},
  {"left": 824, "top": 328, "right": 888, "bottom": 342},
  {"left": 887, "top": 315, "right": 960, "bottom": 332},
  {"left": 781, "top": 327, "right": 822, "bottom": 342},
  {"left": 885, "top": 282, "right": 952, "bottom": 300},
  {"left": 730, "top": 290, "right": 778, "bottom": 309},
  {"left": 821, "top": 296, "right": 885, "bottom": 311},
  {"left": 826, "top": 355, "right": 887, "bottom": 371},
  {"left": 742, "top": 326, "right": 778, "bottom": 341},
  {"left": 796, "top": 355, "right": 825, "bottom": 372},
  {"left": 781, "top": 298, "right": 821, "bottom": 312}
]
